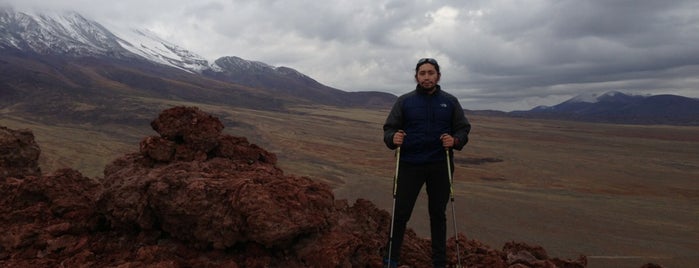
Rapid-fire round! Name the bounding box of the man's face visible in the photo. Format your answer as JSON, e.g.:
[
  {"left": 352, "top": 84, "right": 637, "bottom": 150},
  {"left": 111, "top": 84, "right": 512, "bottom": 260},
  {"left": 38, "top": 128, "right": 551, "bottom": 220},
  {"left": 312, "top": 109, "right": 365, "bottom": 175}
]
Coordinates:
[{"left": 415, "top": 63, "right": 440, "bottom": 89}]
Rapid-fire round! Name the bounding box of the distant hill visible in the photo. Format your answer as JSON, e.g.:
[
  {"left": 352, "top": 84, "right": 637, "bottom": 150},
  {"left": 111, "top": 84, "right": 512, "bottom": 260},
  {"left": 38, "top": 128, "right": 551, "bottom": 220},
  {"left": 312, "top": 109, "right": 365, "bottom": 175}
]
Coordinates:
[
  {"left": 507, "top": 91, "right": 699, "bottom": 125},
  {"left": 0, "top": 7, "right": 395, "bottom": 125},
  {"left": 206, "top": 56, "right": 394, "bottom": 107}
]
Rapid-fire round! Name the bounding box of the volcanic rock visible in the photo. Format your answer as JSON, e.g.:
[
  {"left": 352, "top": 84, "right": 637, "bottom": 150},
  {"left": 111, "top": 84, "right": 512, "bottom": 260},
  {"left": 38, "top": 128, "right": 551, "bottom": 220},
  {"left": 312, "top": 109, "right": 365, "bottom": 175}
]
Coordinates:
[
  {"left": 0, "top": 126, "right": 41, "bottom": 178},
  {"left": 0, "top": 168, "right": 102, "bottom": 266},
  {"left": 0, "top": 106, "right": 592, "bottom": 267}
]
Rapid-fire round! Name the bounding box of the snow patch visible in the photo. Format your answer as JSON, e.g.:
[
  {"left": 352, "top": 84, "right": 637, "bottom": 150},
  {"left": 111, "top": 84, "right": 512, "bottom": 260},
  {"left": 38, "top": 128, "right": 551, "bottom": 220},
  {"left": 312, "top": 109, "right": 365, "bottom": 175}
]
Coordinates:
[
  {"left": 1, "top": 8, "right": 216, "bottom": 74},
  {"left": 114, "top": 28, "right": 211, "bottom": 73},
  {"left": 569, "top": 91, "right": 626, "bottom": 103}
]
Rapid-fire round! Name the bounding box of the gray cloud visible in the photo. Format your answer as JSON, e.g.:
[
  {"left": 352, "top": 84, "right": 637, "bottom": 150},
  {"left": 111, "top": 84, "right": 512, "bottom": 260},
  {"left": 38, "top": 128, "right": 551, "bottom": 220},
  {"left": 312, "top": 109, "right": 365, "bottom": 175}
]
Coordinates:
[{"left": 5, "top": 0, "right": 699, "bottom": 111}]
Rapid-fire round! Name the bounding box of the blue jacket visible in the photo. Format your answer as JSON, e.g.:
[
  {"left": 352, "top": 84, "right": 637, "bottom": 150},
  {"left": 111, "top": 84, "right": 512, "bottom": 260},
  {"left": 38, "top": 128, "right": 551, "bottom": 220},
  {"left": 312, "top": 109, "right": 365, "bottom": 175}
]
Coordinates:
[{"left": 383, "top": 85, "right": 471, "bottom": 164}]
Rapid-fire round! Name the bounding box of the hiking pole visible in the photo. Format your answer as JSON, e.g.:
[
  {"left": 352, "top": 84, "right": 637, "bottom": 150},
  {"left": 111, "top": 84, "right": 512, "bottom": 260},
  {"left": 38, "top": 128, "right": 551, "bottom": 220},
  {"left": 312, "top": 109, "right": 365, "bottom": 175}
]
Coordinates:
[
  {"left": 446, "top": 148, "right": 462, "bottom": 268},
  {"left": 386, "top": 147, "right": 400, "bottom": 268}
]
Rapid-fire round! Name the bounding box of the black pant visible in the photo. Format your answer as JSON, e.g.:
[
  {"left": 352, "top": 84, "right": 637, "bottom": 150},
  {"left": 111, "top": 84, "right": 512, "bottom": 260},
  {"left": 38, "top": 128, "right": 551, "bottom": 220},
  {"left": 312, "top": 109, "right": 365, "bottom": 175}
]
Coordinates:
[{"left": 386, "top": 160, "right": 451, "bottom": 267}]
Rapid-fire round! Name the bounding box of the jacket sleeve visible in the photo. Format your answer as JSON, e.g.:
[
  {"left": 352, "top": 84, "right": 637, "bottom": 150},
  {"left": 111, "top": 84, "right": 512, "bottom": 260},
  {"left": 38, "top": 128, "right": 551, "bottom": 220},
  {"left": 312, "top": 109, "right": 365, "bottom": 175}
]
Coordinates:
[
  {"left": 383, "top": 97, "right": 404, "bottom": 150},
  {"left": 450, "top": 98, "right": 471, "bottom": 151}
]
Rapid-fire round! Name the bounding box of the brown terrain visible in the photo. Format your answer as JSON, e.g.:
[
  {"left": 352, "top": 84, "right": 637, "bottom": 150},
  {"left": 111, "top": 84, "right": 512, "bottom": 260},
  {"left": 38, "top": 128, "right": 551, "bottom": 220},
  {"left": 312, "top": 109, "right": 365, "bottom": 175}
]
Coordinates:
[
  {"left": 1, "top": 106, "right": 589, "bottom": 267},
  {"left": 1, "top": 104, "right": 697, "bottom": 267}
]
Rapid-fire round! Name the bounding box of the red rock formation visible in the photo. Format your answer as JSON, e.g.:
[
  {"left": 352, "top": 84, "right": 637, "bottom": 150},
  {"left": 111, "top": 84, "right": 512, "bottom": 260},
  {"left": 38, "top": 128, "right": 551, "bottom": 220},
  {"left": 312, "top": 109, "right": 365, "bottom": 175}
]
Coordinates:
[
  {"left": 0, "top": 106, "right": 594, "bottom": 267},
  {"left": 0, "top": 168, "right": 102, "bottom": 266},
  {"left": 0, "top": 126, "right": 41, "bottom": 178}
]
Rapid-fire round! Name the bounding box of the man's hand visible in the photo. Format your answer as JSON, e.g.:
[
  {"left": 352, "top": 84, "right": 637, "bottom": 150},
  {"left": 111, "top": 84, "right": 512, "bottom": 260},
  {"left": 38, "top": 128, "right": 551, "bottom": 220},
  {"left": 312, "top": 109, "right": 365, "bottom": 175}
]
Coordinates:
[
  {"left": 393, "top": 130, "right": 406, "bottom": 146},
  {"left": 440, "top": 133, "right": 455, "bottom": 148}
]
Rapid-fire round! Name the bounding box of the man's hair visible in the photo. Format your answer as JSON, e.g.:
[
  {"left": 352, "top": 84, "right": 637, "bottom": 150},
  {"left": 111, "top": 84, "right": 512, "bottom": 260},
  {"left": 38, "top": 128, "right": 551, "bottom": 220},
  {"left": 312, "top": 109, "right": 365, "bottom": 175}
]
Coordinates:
[{"left": 415, "top": 58, "right": 440, "bottom": 74}]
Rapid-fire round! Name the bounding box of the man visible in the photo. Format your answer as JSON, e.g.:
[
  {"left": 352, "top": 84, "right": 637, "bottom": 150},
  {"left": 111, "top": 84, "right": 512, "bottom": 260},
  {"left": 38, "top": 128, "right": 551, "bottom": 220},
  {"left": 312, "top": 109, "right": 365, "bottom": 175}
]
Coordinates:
[{"left": 382, "top": 58, "right": 471, "bottom": 267}]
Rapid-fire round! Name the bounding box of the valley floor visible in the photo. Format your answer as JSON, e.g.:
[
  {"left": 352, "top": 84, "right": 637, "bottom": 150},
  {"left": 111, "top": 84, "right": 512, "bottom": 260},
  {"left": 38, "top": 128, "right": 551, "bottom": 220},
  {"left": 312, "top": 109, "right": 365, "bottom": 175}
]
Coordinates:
[{"left": 3, "top": 104, "right": 698, "bottom": 268}]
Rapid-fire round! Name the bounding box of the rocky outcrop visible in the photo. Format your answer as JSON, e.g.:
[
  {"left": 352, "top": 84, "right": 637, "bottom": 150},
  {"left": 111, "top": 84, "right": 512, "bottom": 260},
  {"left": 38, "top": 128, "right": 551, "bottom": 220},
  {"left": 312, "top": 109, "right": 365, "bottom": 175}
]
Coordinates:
[
  {"left": 0, "top": 106, "right": 599, "bottom": 267},
  {"left": 0, "top": 126, "right": 41, "bottom": 178}
]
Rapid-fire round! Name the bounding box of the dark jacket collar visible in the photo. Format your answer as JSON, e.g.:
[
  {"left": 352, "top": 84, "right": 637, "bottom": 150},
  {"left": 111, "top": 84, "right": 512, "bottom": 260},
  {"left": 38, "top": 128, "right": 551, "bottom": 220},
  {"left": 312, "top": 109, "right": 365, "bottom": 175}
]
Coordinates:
[{"left": 415, "top": 84, "right": 441, "bottom": 95}]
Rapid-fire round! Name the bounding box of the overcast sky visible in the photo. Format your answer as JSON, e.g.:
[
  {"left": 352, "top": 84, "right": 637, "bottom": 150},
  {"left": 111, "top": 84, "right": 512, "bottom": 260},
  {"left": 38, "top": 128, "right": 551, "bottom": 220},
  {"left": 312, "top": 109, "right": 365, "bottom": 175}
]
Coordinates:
[{"left": 5, "top": 0, "right": 699, "bottom": 111}]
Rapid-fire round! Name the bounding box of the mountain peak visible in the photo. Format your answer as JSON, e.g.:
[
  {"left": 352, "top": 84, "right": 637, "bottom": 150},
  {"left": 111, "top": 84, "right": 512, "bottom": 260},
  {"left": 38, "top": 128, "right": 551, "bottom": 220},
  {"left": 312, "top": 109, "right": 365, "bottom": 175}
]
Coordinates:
[
  {"left": 568, "top": 91, "right": 628, "bottom": 104},
  {"left": 214, "top": 56, "right": 275, "bottom": 72},
  {"left": 212, "top": 56, "right": 313, "bottom": 82},
  {"left": 0, "top": 7, "right": 126, "bottom": 56},
  {"left": 1, "top": 7, "right": 212, "bottom": 72}
]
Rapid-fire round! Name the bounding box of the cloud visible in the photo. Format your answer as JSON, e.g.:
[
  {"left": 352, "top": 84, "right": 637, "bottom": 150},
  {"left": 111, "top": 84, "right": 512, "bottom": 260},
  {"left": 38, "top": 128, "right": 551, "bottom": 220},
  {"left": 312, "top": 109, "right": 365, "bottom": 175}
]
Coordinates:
[{"left": 4, "top": 0, "right": 699, "bottom": 111}]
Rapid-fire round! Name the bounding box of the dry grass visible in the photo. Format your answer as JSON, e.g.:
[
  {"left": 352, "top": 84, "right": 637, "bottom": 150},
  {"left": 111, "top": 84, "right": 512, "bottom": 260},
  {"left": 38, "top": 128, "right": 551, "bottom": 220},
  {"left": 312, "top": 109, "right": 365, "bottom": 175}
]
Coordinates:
[{"left": 2, "top": 104, "right": 698, "bottom": 267}]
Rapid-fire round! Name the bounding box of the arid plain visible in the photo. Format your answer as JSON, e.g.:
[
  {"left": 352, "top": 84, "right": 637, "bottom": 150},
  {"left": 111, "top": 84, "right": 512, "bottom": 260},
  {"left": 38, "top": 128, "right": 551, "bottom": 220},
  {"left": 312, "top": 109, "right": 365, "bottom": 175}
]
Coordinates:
[{"left": 2, "top": 102, "right": 698, "bottom": 267}]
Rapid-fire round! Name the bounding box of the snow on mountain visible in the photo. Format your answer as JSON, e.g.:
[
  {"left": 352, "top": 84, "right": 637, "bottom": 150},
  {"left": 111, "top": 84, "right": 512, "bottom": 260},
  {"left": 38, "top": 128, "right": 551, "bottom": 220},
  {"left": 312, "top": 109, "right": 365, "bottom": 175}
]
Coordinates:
[
  {"left": 1, "top": 7, "right": 214, "bottom": 73},
  {"left": 1, "top": 7, "right": 396, "bottom": 109},
  {"left": 113, "top": 27, "right": 213, "bottom": 73},
  {"left": 567, "top": 91, "right": 626, "bottom": 103},
  {"left": 568, "top": 92, "right": 601, "bottom": 103},
  {"left": 212, "top": 56, "right": 314, "bottom": 82},
  {"left": 0, "top": 9, "right": 126, "bottom": 56},
  {"left": 1, "top": 7, "right": 318, "bottom": 76},
  {"left": 276, "top": 66, "right": 311, "bottom": 79},
  {"left": 213, "top": 56, "right": 276, "bottom": 72}
]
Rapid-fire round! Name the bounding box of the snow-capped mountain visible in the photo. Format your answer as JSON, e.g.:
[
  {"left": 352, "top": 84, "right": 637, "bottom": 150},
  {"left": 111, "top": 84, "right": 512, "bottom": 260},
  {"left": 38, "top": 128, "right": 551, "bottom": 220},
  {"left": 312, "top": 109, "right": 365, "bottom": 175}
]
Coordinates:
[
  {"left": 565, "top": 91, "right": 646, "bottom": 105},
  {"left": 0, "top": 7, "right": 212, "bottom": 73},
  {"left": 0, "top": 8, "right": 128, "bottom": 56},
  {"left": 214, "top": 56, "right": 276, "bottom": 72},
  {"left": 546, "top": 91, "right": 645, "bottom": 113},
  {"left": 567, "top": 91, "right": 623, "bottom": 103},
  {"left": 0, "top": 6, "right": 395, "bottom": 124},
  {"left": 0, "top": 7, "right": 343, "bottom": 80},
  {"left": 213, "top": 56, "right": 322, "bottom": 87}
]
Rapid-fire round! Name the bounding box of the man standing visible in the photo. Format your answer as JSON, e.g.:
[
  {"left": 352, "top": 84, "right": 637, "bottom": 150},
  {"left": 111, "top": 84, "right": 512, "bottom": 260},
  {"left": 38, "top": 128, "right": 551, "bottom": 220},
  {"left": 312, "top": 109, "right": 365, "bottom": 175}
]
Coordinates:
[{"left": 382, "top": 58, "right": 471, "bottom": 267}]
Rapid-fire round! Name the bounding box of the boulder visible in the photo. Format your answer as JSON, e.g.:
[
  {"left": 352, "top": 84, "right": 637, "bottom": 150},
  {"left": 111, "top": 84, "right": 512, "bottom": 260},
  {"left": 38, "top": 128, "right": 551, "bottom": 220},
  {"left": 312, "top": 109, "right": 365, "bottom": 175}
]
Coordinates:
[{"left": 0, "top": 126, "right": 41, "bottom": 178}]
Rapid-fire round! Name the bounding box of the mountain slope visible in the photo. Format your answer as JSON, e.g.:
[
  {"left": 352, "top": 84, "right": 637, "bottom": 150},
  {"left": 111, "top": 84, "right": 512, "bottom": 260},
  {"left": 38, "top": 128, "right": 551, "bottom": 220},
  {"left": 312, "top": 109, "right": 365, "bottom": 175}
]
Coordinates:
[
  {"left": 509, "top": 91, "right": 699, "bottom": 125},
  {"left": 0, "top": 7, "right": 395, "bottom": 126},
  {"left": 0, "top": 48, "right": 283, "bottom": 125},
  {"left": 115, "top": 28, "right": 213, "bottom": 73},
  {"left": 0, "top": 9, "right": 129, "bottom": 57},
  {"left": 207, "top": 56, "right": 394, "bottom": 107}
]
